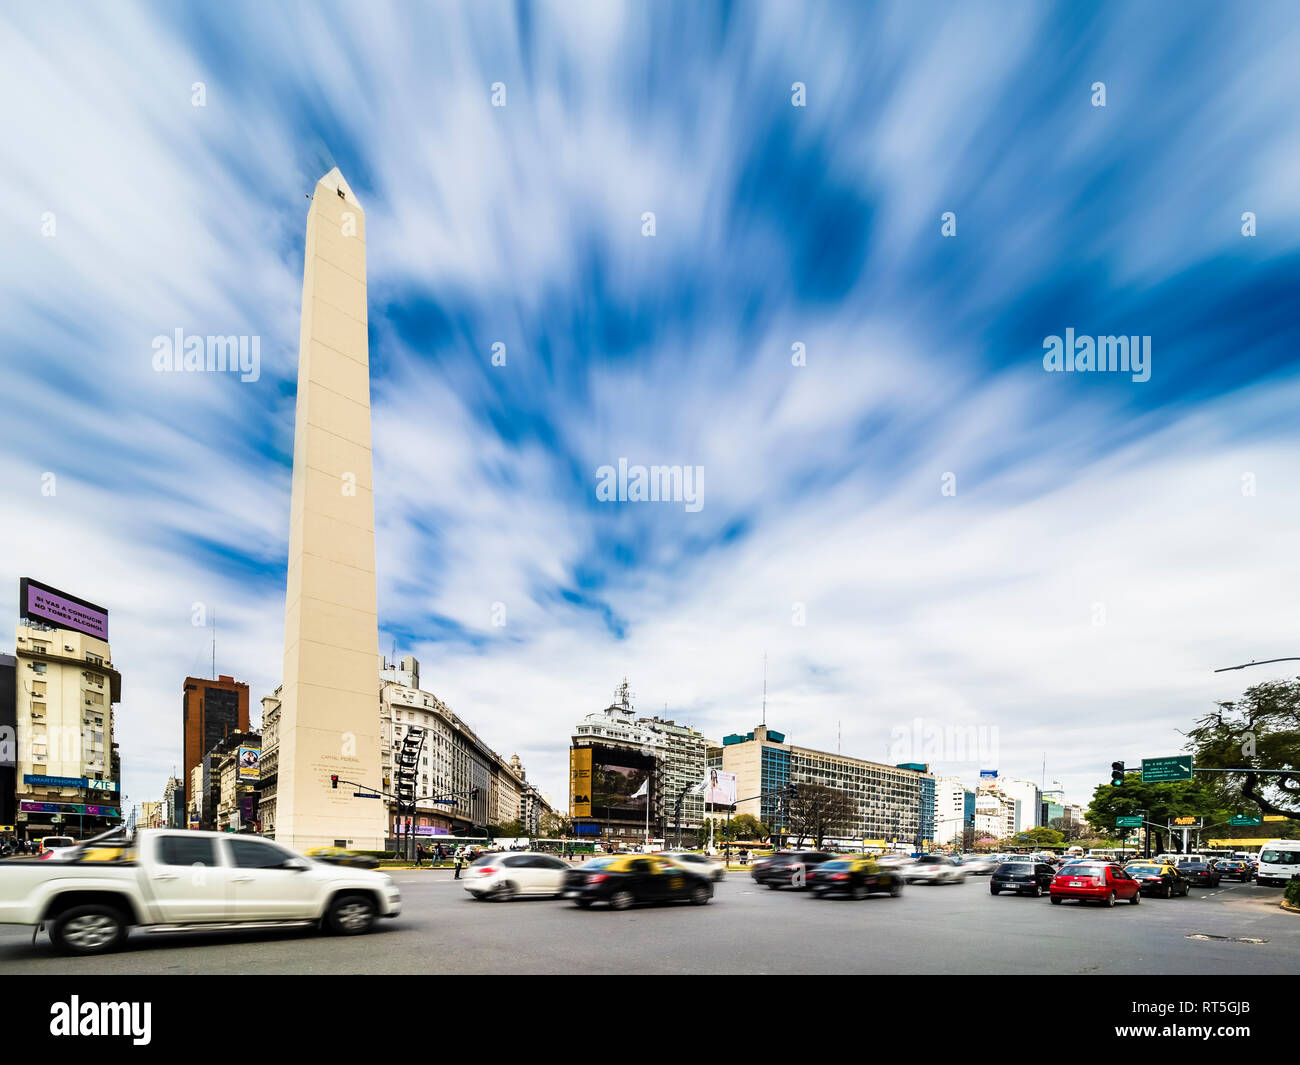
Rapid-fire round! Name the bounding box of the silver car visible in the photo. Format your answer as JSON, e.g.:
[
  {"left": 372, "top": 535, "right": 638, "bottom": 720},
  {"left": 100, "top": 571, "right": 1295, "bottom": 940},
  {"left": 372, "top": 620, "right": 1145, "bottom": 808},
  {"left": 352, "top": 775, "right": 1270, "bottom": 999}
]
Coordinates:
[
  {"left": 907, "top": 854, "right": 967, "bottom": 884},
  {"left": 659, "top": 851, "right": 725, "bottom": 881}
]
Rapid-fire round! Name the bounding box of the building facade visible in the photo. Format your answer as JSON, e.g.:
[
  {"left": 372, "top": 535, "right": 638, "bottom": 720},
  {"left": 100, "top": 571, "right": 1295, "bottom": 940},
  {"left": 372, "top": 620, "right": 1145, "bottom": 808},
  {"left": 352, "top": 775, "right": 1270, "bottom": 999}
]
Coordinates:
[
  {"left": 182, "top": 674, "right": 249, "bottom": 813},
  {"left": 975, "top": 786, "right": 1017, "bottom": 840},
  {"left": 13, "top": 620, "right": 122, "bottom": 842},
  {"left": 999, "top": 778, "right": 1042, "bottom": 835},
  {"left": 257, "top": 690, "right": 280, "bottom": 839},
  {"left": 717, "top": 725, "right": 936, "bottom": 849}
]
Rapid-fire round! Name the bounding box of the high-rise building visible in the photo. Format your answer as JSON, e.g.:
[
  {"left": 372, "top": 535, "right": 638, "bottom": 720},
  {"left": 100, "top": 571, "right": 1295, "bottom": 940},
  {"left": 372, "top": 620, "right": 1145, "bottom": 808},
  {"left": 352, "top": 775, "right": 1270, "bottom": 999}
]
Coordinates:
[
  {"left": 933, "top": 776, "right": 974, "bottom": 848},
  {"left": 275, "top": 168, "right": 384, "bottom": 851},
  {"left": 714, "top": 725, "right": 935, "bottom": 849},
  {"left": 13, "top": 580, "right": 121, "bottom": 844},
  {"left": 570, "top": 680, "right": 715, "bottom": 845},
  {"left": 257, "top": 689, "right": 281, "bottom": 838},
  {"left": 999, "top": 778, "right": 1042, "bottom": 834},
  {"left": 182, "top": 674, "right": 249, "bottom": 810},
  {"left": 975, "top": 785, "right": 1016, "bottom": 840}
]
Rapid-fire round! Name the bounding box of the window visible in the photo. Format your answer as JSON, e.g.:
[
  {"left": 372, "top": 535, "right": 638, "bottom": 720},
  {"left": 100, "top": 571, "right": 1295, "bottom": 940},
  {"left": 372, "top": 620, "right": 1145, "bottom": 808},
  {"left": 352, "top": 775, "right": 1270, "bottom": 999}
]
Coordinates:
[
  {"left": 32, "top": 662, "right": 47, "bottom": 674},
  {"left": 229, "top": 838, "right": 297, "bottom": 868},
  {"left": 158, "top": 835, "right": 217, "bottom": 867}
]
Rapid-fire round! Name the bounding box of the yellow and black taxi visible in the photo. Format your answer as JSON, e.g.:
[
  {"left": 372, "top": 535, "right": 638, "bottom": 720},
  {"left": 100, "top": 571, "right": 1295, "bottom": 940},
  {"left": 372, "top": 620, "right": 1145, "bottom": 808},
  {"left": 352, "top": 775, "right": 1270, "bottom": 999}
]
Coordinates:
[
  {"left": 303, "top": 846, "right": 380, "bottom": 870},
  {"left": 1122, "top": 860, "right": 1190, "bottom": 898},
  {"left": 808, "top": 856, "right": 904, "bottom": 900},
  {"left": 563, "top": 854, "right": 714, "bottom": 910}
]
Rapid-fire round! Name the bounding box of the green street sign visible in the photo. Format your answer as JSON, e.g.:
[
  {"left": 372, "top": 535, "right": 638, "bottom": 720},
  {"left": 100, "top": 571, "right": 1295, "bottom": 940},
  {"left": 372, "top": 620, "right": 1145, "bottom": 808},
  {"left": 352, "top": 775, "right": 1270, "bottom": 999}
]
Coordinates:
[
  {"left": 1141, "top": 756, "right": 1193, "bottom": 783},
  {"left": 1230, "top": 815, "right": 1262, "bottom": 827},
  {"left": 1116, "top": 816, "right": 1144, "bottom": 828}
]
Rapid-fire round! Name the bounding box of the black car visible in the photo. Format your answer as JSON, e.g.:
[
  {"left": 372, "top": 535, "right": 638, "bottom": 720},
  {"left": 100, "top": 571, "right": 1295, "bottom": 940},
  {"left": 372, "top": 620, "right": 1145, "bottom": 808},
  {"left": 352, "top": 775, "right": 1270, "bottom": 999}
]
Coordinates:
[
  {"left": 1213, "top": 859, "right": 1252, "bottom": 882},
  {"left": 563, "top": 854, "right": 714, "bottom": 910},
  {"left": 989, "top": 861, "right": 1056, "bottom": 897},
  {"left": 1123, "top": 862, "right": 1190, "bottom": 897},
  {"left": 808, "top": 857, "right": 905, "bottom": 899},
  {"left": 751, "top": 851, "right": 836, "bottom": 890},
  {"left": 1177, "top": 861, "right": 1221, "bottom": 888}
]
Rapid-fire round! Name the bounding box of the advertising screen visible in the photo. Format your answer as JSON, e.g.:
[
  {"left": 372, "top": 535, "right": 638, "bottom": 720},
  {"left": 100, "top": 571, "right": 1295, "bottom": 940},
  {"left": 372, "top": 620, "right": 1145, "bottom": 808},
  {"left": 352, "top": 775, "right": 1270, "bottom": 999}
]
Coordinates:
[
  {"left": 589, "top": 745, "right": 654, "bottom": 821},
  {"left": 237, "top": 746, "right": 260, "bottom": 782},
  {"left": 20, "top": 578, "right": 109, "bottom": 640},
  {"left": 569, "top": 747, "right": 592, "bottom": 817},
  {"left": 700, "top": 768, "right": 737, "bottom": 806}
]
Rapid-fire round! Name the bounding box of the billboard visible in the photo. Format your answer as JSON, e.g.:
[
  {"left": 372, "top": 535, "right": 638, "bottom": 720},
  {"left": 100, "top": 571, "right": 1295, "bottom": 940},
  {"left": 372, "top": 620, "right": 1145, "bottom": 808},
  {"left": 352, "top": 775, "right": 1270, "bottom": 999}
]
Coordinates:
[
  {"left": 700, "top": 768, "right": 738, "bottom": 806},
  {"left": 589, "top": 745, "right": 654, "bottom": 821},
  {"left": 979, "top": 769, "right": 998, "bottom": 779},
  {"left": 237, "top": 746, "right": 261, "bottom": 782},
  {"left": 570, "top": 747, "right": 593, "bottom": 818},
  {"left": 20, "top": 578, "right": 109, "bottom": 641}
]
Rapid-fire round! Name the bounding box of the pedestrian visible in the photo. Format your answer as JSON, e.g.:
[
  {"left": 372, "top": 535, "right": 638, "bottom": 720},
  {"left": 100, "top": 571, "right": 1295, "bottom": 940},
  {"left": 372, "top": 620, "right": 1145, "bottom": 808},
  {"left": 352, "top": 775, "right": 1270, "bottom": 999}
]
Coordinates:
[
  {"left": 416, "top": 843, "right": 425, "bottom": 867},
  {"left": 453, "top": 846, "right": 464, "bottom": 880}
]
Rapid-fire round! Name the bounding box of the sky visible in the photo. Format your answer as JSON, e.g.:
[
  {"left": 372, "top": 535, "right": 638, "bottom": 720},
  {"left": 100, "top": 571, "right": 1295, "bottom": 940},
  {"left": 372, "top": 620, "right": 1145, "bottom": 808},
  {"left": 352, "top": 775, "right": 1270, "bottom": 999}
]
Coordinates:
[{"left": 2, "top": 1, "right": 1300, "bottom": 820}]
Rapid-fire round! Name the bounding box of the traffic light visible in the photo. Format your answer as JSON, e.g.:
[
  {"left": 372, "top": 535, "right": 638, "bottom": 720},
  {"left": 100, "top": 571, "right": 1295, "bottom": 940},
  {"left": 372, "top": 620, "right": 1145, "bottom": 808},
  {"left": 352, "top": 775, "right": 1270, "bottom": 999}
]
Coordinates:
[
  {"left": 470, "top": 787, "right": 479, "bottom": 800},
  {"left": 1110, "top": 761, "right": 1125, "bottom": 787},
  {"left": 331, "top": 775, "right": 339, "bottom": 789},
  {"left": 787, "top": 783, "right": 799, "bottom": 800}
]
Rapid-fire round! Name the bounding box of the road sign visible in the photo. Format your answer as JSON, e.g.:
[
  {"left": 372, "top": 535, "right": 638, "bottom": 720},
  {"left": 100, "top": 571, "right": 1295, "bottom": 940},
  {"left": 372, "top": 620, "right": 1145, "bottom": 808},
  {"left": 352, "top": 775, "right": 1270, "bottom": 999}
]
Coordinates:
[
  {"left": 1264, "top": 815, "right": 1288, "bottom": 822},
  {"left": 1142, "top": 756, "right": 1193, "bottom": 783},
  {"left": 1116, "top": 816, "right": 1144, "bottom": 827},
  {"left": 1230, "top": 815, "right": 1262, "bottom": 827},
  {"left": 1170, "top": 816, "right": 1201, "bottom": 827}
]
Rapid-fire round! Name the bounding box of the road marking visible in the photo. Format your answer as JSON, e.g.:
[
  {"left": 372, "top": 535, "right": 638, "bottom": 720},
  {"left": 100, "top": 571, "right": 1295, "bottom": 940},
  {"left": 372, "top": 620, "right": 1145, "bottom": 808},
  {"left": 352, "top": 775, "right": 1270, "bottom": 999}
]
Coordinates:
[{"left": 1185, "top": 934, "right": 1267, "bottom": 944}]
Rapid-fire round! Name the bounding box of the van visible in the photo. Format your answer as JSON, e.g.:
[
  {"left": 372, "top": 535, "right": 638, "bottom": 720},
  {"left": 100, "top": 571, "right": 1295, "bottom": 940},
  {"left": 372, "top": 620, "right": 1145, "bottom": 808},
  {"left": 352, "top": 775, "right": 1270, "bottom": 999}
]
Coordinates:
[
  {"left": 1256, "top": 840, "right": 1300, "bottom": 886},
  {"left": 39, "top": 836, "right": 75, "bottom": 851}
]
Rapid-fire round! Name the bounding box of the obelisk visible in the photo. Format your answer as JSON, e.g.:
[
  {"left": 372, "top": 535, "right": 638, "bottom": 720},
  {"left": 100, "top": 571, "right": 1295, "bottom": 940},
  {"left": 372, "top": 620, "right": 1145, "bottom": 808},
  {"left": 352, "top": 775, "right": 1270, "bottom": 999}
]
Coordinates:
[{"left": 275, "top": 168, "right": 384, "bottom": 851}]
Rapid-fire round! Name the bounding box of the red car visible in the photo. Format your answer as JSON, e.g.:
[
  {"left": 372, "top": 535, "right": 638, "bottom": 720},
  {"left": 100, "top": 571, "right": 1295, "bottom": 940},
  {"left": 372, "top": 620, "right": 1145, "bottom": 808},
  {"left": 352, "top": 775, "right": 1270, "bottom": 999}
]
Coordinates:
[{"left": 1049, "top": 862, "right": 1141, "bottom": 906}]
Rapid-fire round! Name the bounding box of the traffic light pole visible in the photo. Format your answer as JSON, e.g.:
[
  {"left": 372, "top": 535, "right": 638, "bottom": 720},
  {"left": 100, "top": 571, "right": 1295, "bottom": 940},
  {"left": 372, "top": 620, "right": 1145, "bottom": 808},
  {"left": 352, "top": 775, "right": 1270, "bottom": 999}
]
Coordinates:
[{"left": 329, "top": 775, "right": 481, "bottom": 857}]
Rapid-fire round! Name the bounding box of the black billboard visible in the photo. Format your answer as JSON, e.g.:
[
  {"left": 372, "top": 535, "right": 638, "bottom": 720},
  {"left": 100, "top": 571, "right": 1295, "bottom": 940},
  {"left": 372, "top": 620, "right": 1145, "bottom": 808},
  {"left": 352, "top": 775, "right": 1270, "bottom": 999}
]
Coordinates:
[
  {"left": 589, "top": 744, "right": 655, "bottom": 822},
  {"left": 0, "top": 653, "right": 16, "bottom": 829}
]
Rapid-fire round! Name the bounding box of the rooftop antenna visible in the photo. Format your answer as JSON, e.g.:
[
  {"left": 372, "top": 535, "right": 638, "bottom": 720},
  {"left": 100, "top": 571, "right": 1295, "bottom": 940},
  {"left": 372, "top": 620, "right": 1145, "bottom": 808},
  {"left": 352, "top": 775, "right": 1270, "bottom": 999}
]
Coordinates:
[
  {"left": 762, "top": 653, "right": 767, "bottom": 727},
  {"left": 211, "top": 607, "right": 216, "bottom": 680},
  {"left": 1041, "top": 753, "right": 1046, "bottom": 789}
]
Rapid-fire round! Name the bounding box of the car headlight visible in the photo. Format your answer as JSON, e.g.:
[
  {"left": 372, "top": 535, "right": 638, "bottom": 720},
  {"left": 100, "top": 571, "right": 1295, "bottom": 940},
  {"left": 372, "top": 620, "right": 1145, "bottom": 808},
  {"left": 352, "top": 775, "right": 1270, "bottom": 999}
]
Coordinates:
[{"left": 381, "top": 874, "right": 395, "bottom": 886}]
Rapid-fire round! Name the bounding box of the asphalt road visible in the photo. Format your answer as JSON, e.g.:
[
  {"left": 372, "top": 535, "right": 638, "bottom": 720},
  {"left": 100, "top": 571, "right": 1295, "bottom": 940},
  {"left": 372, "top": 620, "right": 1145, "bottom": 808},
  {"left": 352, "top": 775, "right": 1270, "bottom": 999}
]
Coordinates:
[{"left": 1, "top": 871, "right": 1295, "bottom": 974}]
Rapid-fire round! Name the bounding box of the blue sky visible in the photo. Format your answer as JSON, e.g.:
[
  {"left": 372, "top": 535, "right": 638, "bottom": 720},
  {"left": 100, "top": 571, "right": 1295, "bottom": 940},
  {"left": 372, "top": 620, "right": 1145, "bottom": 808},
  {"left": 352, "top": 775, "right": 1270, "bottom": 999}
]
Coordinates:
[{"left": 3, "top": 1, "right": 1300, "bottom": 817}]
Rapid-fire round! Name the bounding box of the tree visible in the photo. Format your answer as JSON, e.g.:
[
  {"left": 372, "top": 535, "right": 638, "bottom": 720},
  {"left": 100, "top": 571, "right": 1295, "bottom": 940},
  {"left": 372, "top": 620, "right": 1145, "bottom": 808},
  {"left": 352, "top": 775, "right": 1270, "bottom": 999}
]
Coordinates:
[
  {"left": 1049, "top": 817, "right": 1090, "bottom": 842},
  {"left": 1015, "top": 826, "right": 1064, "bottom": 847},
  {"left": 729, "top": 813, "right": 770, "bottom": 842},
  {"left": 1184, "top": 679, "right": 1300, "bottom": 818},
  {"left": 787, "top": 784, "right": 854, "bottom": 849},
  {"left": 538, "top": 811, "right": 572, "bottom": 838},
  {"left": 494, "top": 820, "right": 526, "bottom": 838}
]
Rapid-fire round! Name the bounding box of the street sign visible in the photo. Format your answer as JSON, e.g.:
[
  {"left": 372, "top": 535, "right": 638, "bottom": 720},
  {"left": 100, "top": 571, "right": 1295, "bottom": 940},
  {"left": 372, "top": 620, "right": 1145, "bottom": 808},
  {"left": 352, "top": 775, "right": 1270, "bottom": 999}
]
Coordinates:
[
  {"left": 1170, "top": 816, "right": 1201, "bottom": 827},
  {"left": 1142, "top": 756, "right": 1193, "bottom": 783},
  {"left": 1264, "top": 815, "right": 1288, "bottom": 822},
  {"left": 1116, "top": 816, "right": 1144, "bottom": 827},
  {"left": 1230, "top": 815, "right": 1262, "bottom": 827}
]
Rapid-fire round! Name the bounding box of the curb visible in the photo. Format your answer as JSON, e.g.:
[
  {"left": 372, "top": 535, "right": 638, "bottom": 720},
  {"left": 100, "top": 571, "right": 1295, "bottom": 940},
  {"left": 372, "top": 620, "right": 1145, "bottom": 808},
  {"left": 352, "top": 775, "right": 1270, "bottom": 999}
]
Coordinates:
[{"left": 1281, "top": 898, "right": 1300, "bottom": 915}]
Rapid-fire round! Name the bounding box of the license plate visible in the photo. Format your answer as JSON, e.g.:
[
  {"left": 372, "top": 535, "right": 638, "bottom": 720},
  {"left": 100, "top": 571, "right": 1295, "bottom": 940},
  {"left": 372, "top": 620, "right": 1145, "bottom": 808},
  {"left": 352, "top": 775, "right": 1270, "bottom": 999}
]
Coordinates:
[{"left": 1069, "top": 881, "right": 1083, "bottom": 887}]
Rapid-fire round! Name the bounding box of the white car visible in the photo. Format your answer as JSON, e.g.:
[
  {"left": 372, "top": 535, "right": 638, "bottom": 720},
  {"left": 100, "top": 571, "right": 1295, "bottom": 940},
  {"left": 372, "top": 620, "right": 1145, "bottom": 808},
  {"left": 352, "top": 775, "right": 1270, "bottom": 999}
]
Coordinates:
[
  {"left": 463, "top": 851, "right": 572, "bottom": 901},
  {"left": 658, "top": 851, "right": 725, "bottom": 881},
  {"left": 907, "top": 854, "right": 967, "bottom": 884},
  {"left": 0, "top": 829, "right": 401, "bottom": 955}
]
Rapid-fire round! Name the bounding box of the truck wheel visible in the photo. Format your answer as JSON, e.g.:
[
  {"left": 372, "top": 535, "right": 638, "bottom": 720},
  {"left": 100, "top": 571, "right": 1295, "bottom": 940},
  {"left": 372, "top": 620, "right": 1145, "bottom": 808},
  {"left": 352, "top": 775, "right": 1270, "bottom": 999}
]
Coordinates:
[
  {"left": 50, "top": 904, "right": 127, "bottom": 956},
  {"left": 327, "top": 893, "right": 377, "bottom": 935}
]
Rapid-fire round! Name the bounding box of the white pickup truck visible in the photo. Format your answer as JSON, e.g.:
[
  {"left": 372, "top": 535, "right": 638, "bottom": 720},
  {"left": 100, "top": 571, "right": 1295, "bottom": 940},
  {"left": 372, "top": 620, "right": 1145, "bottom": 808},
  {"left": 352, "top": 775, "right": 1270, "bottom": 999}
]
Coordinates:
[{"left": 0, "top": 829, "right": 401, "bottom": 955}]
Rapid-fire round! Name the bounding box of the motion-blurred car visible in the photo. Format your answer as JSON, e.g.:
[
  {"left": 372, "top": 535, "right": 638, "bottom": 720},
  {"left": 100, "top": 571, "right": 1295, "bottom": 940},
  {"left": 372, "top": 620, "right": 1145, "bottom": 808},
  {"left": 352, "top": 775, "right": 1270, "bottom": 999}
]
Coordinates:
[
  {"left": 1176, "top": 860, "right": 1221, "bottom": 888},
  {"left": 907, "top": 854, "right": 966, "bottom": 884},
  {"left": 564, "top": 854, "right": 713, "bottom": 909},
  {"left": 657, "top": 851, "right": 724, "bottom": 881},
  {"left": 957, "top": 855, "right": 998, "bottom": 876},
  {"left": 304, "top": 846, "right": 380, "bottom": 869},
  {"left": 750, "top": 851, "right": 836, "bottom": 890},
  {"left": 989, "top": 860, "right": 1055, "bottom": 897},
  {"left": 1123, "top": 861, "right": 1190, "bottom": 898},
  {"left": 1213, "top": 859, "right": 1252, "bottom": 883},
  {"left": 1049, "top": 862, "right": 1141, "bottom": 906},
  {"left": 464, "top": 851, "right": 571, "bottom": 900},
  {"left": 809, "top": 856, "right": 904, "bottom": 899}
]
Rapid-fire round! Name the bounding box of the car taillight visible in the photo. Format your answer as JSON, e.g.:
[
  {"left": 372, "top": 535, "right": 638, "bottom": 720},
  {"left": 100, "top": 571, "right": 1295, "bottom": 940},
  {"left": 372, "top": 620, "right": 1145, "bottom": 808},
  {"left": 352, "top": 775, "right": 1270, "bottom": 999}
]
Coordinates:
[
  {"left": 38, "top": 852, "right": 52, "bottom": 861},
  {"left": 479, "top": 867, "right": 497, "bottom": 876},
  {"left": 831, "top": 873, "right": 847, "bottom": 880},
  {"left": 587, "top": 873, "right": 607, "bottom": 884}
]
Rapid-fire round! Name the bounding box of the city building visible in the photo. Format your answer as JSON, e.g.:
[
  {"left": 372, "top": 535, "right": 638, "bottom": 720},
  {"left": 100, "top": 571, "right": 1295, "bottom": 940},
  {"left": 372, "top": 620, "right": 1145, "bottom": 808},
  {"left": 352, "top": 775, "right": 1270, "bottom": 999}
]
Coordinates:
[
  {"left": 379, "top": 656, "right": 535, "bottom": 842},
  {"left": 275, "top": 168, "right": 385, "bottom": 852},
  {"left": 570, "top": 680, "right": 715, "bottom": 845},
  {"left": 13, "top": 579, "right": 122, "bottom": 844},
  {"left": 975, "top": 785, "right": 1017, "bottom": 840},
  {"left": 933, "top": 776, "right": 974, "bottom": 848},
  {"left": 161, "top": 776, "right": 184, "bottom": 829},
  {"left": 182, "top": 674, "right": 249, "bottom": 812},
  {"left": 714, "top": 725, "right": 936, "bottom": 849},
  {"left": 140, "top": 801, "right": 163, "bottom": 829},
  {"left": 257, "top": 689, "right": 280, "bottom": 838},
  {"left": 998, "top": 777, "right": 1042, "bottom": 835},
  {"left": 213, "top": 733, "right": 261, "bottom": 832}
]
